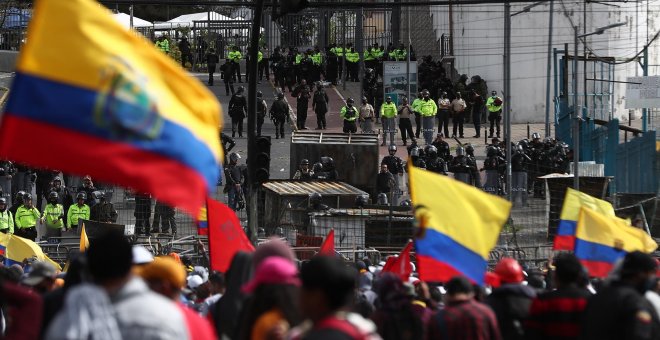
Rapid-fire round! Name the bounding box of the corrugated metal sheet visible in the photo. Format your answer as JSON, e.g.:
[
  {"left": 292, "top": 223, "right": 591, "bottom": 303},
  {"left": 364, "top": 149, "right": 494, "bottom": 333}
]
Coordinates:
[
  {"left": 262, "top": 181, "right": 368, "bottom": 196},
  {"left": 569, "top": 162, "right": 605, "bottom": 177},
  {"left": 291, "top": 132, "right": 379, "bottom": 145}
]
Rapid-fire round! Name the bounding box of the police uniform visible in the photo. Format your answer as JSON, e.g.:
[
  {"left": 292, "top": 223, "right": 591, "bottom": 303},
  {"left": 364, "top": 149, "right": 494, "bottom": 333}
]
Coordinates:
[
  {"left": 270, "top": 97, "right": 289, "bottom": 139},
  {"left": 340, "top": 104, "right": 358, "bottom": 133},
  {"left": 418, "top": 98, "right": 438, "bottom": 145},
  {"left": 380, "top": 101, "right": 397, "bottom": 146},
  {"left": 0, "top": 209, "right": 13, "bottom": 234},
  {"left": 67, "top": 203, "right": 89, "bottom": 230},
  {"left": 487, "top": 95, "right": 503, "bottom": 137},
  {"left": 15, "top": 205, "right": 39, "bottom": 241}
]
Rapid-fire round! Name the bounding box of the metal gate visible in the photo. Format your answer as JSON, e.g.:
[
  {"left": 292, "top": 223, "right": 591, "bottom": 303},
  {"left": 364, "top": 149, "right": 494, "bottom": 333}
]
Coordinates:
[{"left": 615, "top": 131, "right": 658, "bottom": 193}]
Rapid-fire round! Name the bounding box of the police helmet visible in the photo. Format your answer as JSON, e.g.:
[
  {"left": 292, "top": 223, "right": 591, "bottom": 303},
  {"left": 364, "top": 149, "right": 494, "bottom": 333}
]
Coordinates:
[
  {"left": 376, "top": 193, "right": 388, "bottom": 205},
  {"left": 312, "top": 162, "right": 323, "bottom": 173},
  {"left": 346, "top": 98, "right": 354, "bottom": 105},
  {"left": 237, "top": 86, "right": 245, "bottom": 93},
  {"left": 93, "top": 191, "right": 105, "bottom": 200},
  {"left": 229, "top": 152, "right": 241, "bottom": 163},
  {"left": 276, "top": 91, "right": 285, "bottom": 100},
  {"left": 386, "top": 96, "right": 392, "bottom": 101},
  {"left": 486, "top": 146, "right": 498, "bottom": 157},
  {"left": 491, "top": 91, "right": 497, "bottom": 96},
  {"left": 365, "top": 68, "right": 374, "bottom": 75},
  {"left": 15, "top": 191, "right": 25, "bottom": 204},
  {"left": 256, "top": 91, "right": 263, "bottom": 98},
  {"left": 23, "top": 193, "right": 32, "bottom": 201},
  {"left": 399, "top": 199, "right": 412, "bottom": 207},
  {"left": 456, "top": 146, "right": 465, "bottom": 156},
  {"left": 465, "top": 144, "right": 475, "bottom": 156},
  {"left": 0, "top": 197, "right": 6, "bottom": 205},
  {"left": 361, "top": 96, "right": 368, "bottom": 103},
  {"left": 531, "top": 132, "right": 541, "bottom": 140},
  {"left": 76, "top": 192, "right": 86, "bottom": 200},
  {"left": 388, "top": 145, "right": 397, "bottom": 153},
  {"left": 354, "top": 194, "right": 369, "bottom": 208},
  {"left": 410, "top": 146, "right": 420, "bottom": 157},
  {"left": 320, "top": 156, "right": 334, "bottom": 168},
  {"left": 517, "top": 144, "right": 524, "bottom": 153},
  {"left": 422, "top": 89, "right": 430, "bottom": 96},
  {"left": 438, "top": 143, "right": 450, "bottom": 154},
  {"left": 48, "top": 191, "right": 58, "bottom": 200},
  {"left": 300, "top": 159, "right": 310, "bottom": 166},
  {"left": 425, "top": 145, "right": 438, "bottom": 158},
  {"left": 442, "top": 91, "right": 448, "bottom": 97},
  {"left": 309, "top": 192, "right": 322, "bottom": 205}
]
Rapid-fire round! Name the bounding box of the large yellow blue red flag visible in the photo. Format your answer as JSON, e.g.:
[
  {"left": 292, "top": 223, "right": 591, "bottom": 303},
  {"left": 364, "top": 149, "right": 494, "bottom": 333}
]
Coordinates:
[
  {"left": 575, "top": 206, "right": 657, "bottom": 278},
  {"left": 553, "top": 188, "right": 615, "bottom": 251},
  {"left": 0, "top": 233, "right": 61, "bottom": 270},
  {"left": 0, "top": 0, "right": 222, "bottom": 216},
  {"left": 409, "top": 166, "right": 512, "bottom": 284}
]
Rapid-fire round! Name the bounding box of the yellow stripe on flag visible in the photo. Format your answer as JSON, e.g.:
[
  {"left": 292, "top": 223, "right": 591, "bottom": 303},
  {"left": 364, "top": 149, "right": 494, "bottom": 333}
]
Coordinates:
[
  {"left": 576, "top": 207, "right": 657, "bottom": 253},
  {"left": 408, "top": 166, "right": 511, "bottom": 259},
  {"left": 559, "top": 188, "right": 615, "bottom": 221},
  {"left": 80, "top": 223, "right": 90, "bottom": 252}
]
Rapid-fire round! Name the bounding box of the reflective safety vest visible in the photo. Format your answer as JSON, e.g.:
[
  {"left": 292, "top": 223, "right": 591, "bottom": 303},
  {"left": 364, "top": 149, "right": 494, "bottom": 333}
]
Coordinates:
[
  {"left": 331, "top": 47, "right": 344, "bottom": 57},
  {"left": 229, "top": 50, "right": 242, "bottom": 63},
  {"left": 411, "top": 98, "right": 423, "bottom": 114},
  {"left": 340, "top": 105, "right": 358, "bottom": 121},
  {"left": 0, "top": 210, "right": 13, "bottom": 234},
  {"left": 311, "top": 53, "right": 322, "bottom": 65},
  {"left": 345, "top": 51, "right": 360, "bottom": 63},
  {"left": 42, "top": 203, "right": 64, "bottom": 229},
  {"left": 295, "top": 53, "right": 304, "bottom": 65},
  {"left": 15, "top": 205, "right": 39, "bottom": 229},
  {"left": 389, "top": 48, "right": 407, "bottom": 61},
  {"left": 419, "top": 98, "right": 438, "bottom": 117},
  {"left": 486, "top": 96, "right": 503, "bottom": 112},
  {"left": 67, "top": 203, "right": 90, "bottom": 228},
  {"left": 364, "top": 49, "right": 375, "bottom": 61},
  {"left": 380, "top": 102, "right": 397, "bottom": 118},
  {"left": 257, "top": 51, "right": 263, "bottom": 63}
]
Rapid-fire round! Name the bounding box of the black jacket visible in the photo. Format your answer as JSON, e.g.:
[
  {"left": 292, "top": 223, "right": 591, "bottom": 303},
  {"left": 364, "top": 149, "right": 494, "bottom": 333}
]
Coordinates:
[
  {"left": 486, "top": 283, "right": 536, "bottom": 340},
  {"left": 229, "top": 94, "right": 247, "bottom": 119}
]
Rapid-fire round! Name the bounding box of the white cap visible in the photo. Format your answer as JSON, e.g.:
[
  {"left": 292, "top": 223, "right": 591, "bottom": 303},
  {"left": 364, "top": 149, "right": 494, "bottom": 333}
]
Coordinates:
[
  {"left": 132, "top": 245, "right": 154, "bottom": 264},
  {"left": 187, "top": 275, "right": 204, "bottom": 289}
]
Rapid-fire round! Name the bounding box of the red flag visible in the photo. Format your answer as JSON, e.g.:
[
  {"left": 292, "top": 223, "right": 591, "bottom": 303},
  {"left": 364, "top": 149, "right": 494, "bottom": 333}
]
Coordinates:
[
  {"left": 319, "top": 229, "right": 335, "bottom": 255},
  {"left": 206, "top": 197, "right": 254, "bottom": 272},
  {"left": 381, "top": 241, "right": 413, "bottom": 281}
]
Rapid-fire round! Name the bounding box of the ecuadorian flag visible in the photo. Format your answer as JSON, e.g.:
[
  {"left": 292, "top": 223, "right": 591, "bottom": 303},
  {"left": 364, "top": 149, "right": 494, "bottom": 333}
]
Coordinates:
[
  {"left": 0, "top": 233, "right": 61, "bottom": 269},
  {"left": 575, "top": 206, "right": 657, "bottom": 278},
  {"left": 409, "top": 166, "right": 511, "bottom": 285},
  {"left": 553, "top": 188, "right": 615, "bottom": 251},
  {"left": 197, "top": 206, "right": 208, "bottom": 235},
  {"left": 0, "top": 0, "right": 222, "bottom": 216}
]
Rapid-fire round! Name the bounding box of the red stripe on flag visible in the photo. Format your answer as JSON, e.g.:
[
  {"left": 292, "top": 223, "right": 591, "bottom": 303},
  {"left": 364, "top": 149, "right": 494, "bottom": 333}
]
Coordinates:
[
  {"left": 319, "top": 229, "right": 335, "bottom": 255},
  {"left": 553, "top": 235, "right": 576, "bottom": 251},
  {"left": 0, "top": 115, "right": 207, "bottom": 216},
  {"left": 417, "top": 254, "right": 474, "bottom": 283},
  {"left": 580, "top": 259, "right": 614, "bottom": 278}
]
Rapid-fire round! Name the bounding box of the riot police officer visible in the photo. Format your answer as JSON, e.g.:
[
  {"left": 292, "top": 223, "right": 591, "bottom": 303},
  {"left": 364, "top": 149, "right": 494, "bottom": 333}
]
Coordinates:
[
  {"left": 409, "top": 146, "right": 426, "bottom": 169},
  {"left": 450, "top": 147, "right": 471, "bottom": 184},
  {"left": 431, "top": 133, "right": 451, "bottom": 162},
  {"left": 340, "top": 98, "right": 358, "bottom": 133},
  {"left": 465, "top": 144, "right": 481, "bottom": 188},
  {"left": 424, "top": 145, "right": 448, "bottom": 175},
  {"left": 511, "top": 144, "right": 531, "bottom": 207},
  {"left": 270, "top": 92, "right": 289, "bottom": 139},
  {"left": 229, "top": 86, "right": 247, "bottom": 138},
  {"left": 482, "top": 146, "right": 505, "bottom": 195},
  {"left": 381, "top": 145, "right": 404, "bottom": 201},
  {"left": 293, "top": 79, "right": 311, "bottom": 130},
  {"left": 293, "top": 159, "right": 314, "bottom": 180},
  {"left": 225, "top": 152, "right": 244, "bottom": 211}
]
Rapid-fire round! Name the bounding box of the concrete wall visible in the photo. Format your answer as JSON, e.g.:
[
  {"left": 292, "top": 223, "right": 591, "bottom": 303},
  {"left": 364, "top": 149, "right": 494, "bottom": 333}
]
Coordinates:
[
  {"left": 0, "top": 50, "right": 18, "bottom": 73},
  {"left": 429, "top": 2, "right": 660, "bottom": 124}
]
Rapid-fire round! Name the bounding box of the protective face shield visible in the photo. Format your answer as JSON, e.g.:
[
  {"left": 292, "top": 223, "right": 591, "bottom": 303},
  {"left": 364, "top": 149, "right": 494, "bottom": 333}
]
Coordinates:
[
  {"left": 465, "top": 145, "right": 475, "bottom": 156},
  {"left": 76, "top": 192, "right": 86, "bottom": 202},
  {"left": 48, "top": 191, "right": 58, "bottom": 204},
  {"left": 426, "top": 145, "right": 438, "bottom": 158},
  {"left": 456, "top": 146, "right": 465, "bottom": 156},
  {"left": 531, "top": 132, "right": 541, "bottom": 140},
  {"left": 376, "top": 193, "right": 388, "bottom": 205},
  {"left": 229, "top": 152, "right": 241, "bottom": 164},
  {"left": 410, "top": 147, "right": 420, "bottom": 158},
  {"left": 309, "top": 192, "right": 322, "bottom": 206}
]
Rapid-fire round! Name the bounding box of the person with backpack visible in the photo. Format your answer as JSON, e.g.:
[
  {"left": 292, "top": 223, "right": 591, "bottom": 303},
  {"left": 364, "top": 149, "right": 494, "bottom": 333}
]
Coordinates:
[
  {"left": 312, "top": 84, "right": 329, "bottom": 130},
  {"left": 256, "top": 91, "right": 268, "bottom": 136}
]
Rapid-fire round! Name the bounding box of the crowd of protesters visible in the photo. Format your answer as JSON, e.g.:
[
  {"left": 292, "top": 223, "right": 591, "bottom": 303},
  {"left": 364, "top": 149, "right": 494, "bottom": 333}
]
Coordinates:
[{"left": 1, "top": 230, "right": 660, "bottom": 340}]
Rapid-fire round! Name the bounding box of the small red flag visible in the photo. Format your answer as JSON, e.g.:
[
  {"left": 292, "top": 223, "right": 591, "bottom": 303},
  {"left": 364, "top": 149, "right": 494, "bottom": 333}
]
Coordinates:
[
  {"left": 206, "top": 197, "right": 254, "bottom": 272},
  {"left": 381, "top": 241, "right": 413, "bottom": 281},
  {"left": 318, "top": 229, "right": 335, "bottom": 255}
]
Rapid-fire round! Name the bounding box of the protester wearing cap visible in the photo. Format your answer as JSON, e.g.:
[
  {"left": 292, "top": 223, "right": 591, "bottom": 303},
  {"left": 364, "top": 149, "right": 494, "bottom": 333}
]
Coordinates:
[
  {"left": 140, "top": 256, "right": 217, "bottom": 340},
  {"left": 427, "top": 276, "right": 501, "bottom": 339},
  {"left": 238, "top": 256, "right": 302, "bottom": 340},
  {"left": 23, "top": 260, "right": 58, "bottom": 294},
  {"left": 486, "top": 257, "right": 536, "bottom": 340},
  {"left": 582, "top": 251, "right": 660, "bottom": 340}
]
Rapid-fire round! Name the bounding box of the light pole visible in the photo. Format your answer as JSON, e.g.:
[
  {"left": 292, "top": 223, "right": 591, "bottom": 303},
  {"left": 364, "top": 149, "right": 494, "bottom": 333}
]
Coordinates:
[{"left": 572, "top": 21, "right": 626, "bottom": 191}]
